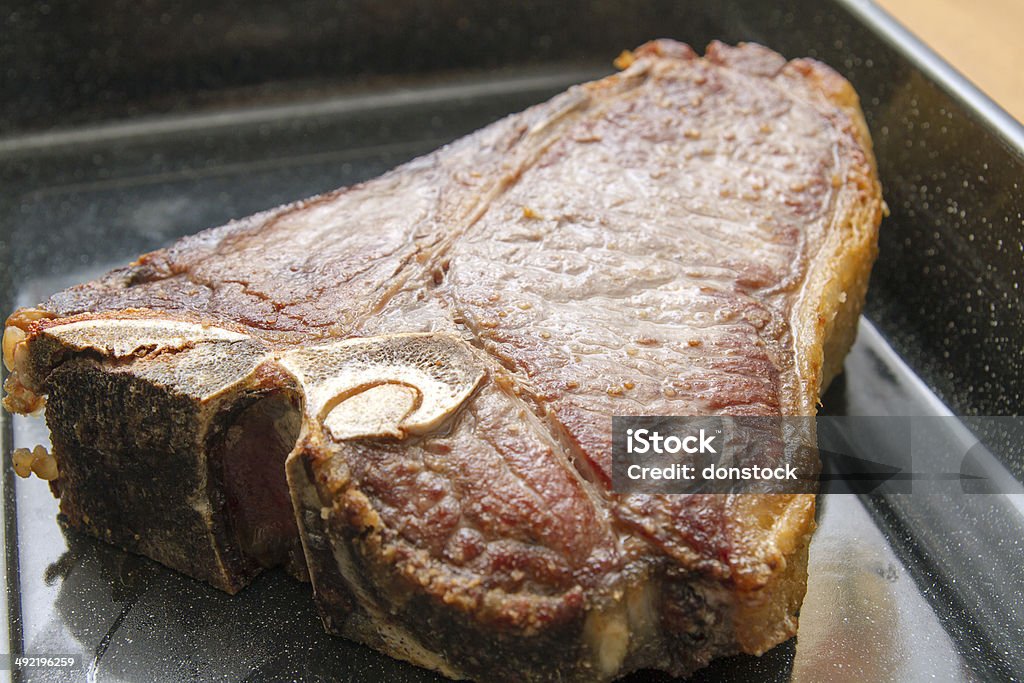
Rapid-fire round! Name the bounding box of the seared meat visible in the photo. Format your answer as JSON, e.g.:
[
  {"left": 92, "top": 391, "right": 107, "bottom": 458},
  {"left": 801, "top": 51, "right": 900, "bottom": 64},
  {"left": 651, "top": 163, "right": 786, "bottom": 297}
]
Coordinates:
[{"left": 3, "top": 40, "right": 883, "bottom": 681}]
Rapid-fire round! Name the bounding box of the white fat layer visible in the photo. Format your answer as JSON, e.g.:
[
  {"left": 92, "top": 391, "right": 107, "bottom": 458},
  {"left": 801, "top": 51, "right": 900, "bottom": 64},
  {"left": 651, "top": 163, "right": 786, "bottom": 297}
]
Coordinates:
[
  {"left": 582, "top": 579, "right": 658, "bottom": 678},
  {"left": 584, "top": 602, "right": 630, "bottom": 677}
]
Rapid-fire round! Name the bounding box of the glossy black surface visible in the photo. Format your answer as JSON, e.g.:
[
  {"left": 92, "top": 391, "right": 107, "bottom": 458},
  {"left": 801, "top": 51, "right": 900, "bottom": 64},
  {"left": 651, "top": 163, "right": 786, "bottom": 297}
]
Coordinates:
[{"left": 1, "top": 0, "right": 1022, "bottom": 681}]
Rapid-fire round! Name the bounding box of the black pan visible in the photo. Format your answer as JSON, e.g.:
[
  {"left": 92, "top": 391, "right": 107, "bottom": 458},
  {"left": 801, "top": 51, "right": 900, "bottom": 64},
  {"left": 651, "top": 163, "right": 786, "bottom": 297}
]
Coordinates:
[{"left": 1, "top": 1, "right": 1021, "bottom": 680}]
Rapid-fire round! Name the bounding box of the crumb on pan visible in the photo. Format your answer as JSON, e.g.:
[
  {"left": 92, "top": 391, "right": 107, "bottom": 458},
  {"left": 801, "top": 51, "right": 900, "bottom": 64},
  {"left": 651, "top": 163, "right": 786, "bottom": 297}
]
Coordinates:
[{"left": 12, "top": 444, "right": 58, "bottom": 481}]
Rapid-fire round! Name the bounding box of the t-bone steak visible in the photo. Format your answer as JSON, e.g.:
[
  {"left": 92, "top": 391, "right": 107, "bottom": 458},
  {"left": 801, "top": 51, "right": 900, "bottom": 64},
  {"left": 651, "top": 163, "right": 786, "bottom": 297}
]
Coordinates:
[{"left": 3, "top": 40, "right": 883, "bottom": 681}]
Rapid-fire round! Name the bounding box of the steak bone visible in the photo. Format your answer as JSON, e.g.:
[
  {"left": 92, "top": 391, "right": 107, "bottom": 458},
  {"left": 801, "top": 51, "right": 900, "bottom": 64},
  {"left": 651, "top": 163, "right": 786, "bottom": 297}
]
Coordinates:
[{"left": 4, "top": 312, "right": 487, "bottom": 595}]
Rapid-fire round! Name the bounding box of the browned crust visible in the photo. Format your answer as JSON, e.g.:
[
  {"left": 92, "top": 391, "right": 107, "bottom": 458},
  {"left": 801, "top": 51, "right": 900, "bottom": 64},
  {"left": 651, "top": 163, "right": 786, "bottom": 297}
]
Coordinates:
[
  {"left": 622, "top": 40, "right": 882, "bottom": 658},
  {"left": 2, "top": 40, "right": 884, "bottom": 682},
  {"left": 700, "top": 40, "right": 883, "bottom": 655}
]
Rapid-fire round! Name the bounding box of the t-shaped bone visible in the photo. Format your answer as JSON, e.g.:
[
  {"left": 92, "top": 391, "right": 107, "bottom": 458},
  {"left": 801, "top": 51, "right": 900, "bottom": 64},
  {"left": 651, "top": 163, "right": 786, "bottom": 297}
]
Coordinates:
[{"left": 2, "top": 313, "right": 488, "bottom": 592}]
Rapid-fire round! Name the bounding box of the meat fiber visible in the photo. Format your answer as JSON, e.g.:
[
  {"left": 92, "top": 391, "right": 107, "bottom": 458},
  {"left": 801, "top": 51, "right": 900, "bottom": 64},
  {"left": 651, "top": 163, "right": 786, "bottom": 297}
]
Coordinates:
[{"left": 3, "top": 40, "right": 883, "bottom": 681}]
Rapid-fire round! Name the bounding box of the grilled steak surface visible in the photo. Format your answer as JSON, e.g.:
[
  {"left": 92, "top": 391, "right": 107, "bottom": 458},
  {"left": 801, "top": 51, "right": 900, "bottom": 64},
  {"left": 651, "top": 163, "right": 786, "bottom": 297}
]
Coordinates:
[{"left": 3, "top": 41, "right": 883, "bottom": 681}]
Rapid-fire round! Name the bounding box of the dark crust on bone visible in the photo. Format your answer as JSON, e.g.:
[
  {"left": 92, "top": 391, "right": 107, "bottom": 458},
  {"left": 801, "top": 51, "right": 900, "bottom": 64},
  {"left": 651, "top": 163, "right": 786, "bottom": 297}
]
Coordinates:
[{"left": 5, "top": 40, "right": 883, "bottom": 682}]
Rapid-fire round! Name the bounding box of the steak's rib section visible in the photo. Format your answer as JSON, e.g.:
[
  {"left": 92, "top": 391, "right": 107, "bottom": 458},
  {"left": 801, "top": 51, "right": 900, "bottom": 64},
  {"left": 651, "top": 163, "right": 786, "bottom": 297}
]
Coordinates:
[{"left": 3, "top": 40, "right": 883, "bottom": 681}]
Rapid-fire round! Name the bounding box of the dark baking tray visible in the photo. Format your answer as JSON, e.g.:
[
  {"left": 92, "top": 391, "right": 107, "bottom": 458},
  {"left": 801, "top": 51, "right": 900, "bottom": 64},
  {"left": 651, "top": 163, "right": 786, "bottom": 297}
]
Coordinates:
[{"left": 1, "top": 0, "right": 1022, "bottom": 681}]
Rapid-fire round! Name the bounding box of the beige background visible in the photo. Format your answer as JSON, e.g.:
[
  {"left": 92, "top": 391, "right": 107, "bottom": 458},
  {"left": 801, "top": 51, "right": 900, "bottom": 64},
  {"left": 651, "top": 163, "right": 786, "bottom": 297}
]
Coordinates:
[{"left": 876, "top": 0, "right": 1024, "bottom": 121}]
